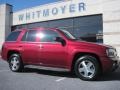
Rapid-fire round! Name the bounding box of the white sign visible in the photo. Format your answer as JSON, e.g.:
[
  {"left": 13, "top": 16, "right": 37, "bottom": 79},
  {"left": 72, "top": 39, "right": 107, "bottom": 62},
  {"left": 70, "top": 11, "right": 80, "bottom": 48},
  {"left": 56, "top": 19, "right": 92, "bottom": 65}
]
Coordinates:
[{"left": 13, "top": 0, "right": 102, "bottom": 25}]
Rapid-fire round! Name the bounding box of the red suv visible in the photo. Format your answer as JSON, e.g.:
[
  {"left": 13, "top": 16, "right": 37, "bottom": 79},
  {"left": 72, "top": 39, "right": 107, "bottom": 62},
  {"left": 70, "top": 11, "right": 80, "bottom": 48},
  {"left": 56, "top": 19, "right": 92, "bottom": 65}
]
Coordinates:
[{"left": 1, "top": 27, "right": 120, "bottom": 80}]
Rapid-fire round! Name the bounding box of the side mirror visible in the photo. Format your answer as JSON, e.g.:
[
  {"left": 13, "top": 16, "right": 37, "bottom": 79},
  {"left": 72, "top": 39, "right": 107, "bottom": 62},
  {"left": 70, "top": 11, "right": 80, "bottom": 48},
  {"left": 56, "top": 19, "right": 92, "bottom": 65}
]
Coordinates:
[{"left": 55, "top": 37, "right": 66, "bottom": 46}]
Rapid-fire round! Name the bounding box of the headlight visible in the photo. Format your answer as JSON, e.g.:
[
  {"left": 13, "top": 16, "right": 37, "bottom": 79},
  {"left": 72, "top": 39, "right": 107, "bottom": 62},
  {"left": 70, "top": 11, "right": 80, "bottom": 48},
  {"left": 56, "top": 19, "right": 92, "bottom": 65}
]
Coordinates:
[{"left": 106, "top": 48, "right": 117, "bottom": 58}]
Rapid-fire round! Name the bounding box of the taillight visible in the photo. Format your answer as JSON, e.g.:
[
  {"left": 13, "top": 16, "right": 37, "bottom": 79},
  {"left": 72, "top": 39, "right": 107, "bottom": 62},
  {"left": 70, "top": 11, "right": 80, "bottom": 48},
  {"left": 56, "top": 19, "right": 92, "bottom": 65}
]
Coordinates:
[
  {"left": 1, "top": 45, "right": 4, "bottom": 51},
  {"left": 0, "top": 46, "right": 2, "bottom": 55},
  {"left": 1, "top": 44, "right": 4, "bottom": 53}
]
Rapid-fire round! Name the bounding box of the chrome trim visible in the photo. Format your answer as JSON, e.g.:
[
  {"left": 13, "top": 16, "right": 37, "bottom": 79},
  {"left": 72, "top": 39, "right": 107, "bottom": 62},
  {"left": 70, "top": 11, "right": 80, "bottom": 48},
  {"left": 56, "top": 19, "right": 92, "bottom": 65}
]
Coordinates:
[{"left": 25, "top": 65, "right": 70, "bottom": 72}]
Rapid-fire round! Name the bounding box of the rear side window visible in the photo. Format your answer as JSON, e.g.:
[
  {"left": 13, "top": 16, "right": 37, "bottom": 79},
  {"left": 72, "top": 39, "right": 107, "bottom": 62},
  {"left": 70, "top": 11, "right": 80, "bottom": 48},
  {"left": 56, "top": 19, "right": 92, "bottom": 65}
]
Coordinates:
[
  {"left": 22, "top": 30, "right": 37, "bottom": 42},
  {"left": 6, "top": 31, "right": 21, "bottom": 41}
]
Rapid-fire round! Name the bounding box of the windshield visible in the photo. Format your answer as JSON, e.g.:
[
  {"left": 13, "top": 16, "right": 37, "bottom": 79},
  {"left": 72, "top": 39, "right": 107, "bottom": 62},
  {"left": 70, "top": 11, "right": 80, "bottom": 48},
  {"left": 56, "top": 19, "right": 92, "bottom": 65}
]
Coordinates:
[{"left": 59, "top": 29, "right": 76, "bottom": 40}]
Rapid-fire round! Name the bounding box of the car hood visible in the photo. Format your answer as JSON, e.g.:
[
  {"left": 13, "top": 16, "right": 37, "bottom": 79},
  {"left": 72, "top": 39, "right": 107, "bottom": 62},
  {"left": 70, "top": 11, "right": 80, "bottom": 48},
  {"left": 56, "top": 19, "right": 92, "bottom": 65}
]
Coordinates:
[{"left": 70, "top": 40, "right": 113, "bottom": 50}]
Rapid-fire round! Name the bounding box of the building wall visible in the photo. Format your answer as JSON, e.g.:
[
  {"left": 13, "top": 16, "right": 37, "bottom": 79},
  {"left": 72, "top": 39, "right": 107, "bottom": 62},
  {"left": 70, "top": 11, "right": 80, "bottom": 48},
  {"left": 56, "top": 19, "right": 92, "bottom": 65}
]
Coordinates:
[
  {"left": 13, "top": 0, "right": 102, "bottom": 25},
  {"left": 0, "top": 4, "right": 12, "bottom": 49},
  {"left": 103, "top": 0, "right": 120, "bottom": 56},
  {"left": 1, "top": 0, "right": 120, "bottom": 57},
  {"left": 0, "top": 4, "right": 6, "bottom": 48}
]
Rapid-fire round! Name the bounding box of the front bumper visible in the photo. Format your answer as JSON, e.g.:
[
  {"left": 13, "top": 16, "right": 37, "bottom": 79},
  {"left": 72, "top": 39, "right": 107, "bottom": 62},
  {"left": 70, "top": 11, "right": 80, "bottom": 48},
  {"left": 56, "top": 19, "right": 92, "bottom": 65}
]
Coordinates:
[
  {"left": 111, "top": 56, "right": 120, "bottom": 71},
  {"left": 111, "top": 60, "right": 119, "bottom": 71},
  {"left": 100, "top": 56, "right": 120, "bottom": 73}
]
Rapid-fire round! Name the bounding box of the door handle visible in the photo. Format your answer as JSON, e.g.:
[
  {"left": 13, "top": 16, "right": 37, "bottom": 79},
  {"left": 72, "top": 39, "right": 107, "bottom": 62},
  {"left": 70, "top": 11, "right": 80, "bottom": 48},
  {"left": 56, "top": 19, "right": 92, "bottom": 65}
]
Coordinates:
[
  {"left": 39, "top": 45, "right": 43, "bottom": 49},
  {"left": 18, "top": 46, "right": 23, "bottom": 48}
]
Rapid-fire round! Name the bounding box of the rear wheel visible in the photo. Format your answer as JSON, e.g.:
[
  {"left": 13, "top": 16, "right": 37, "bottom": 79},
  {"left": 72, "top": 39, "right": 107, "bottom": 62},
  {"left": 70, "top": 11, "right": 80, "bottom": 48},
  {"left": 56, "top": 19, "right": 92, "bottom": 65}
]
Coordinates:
[
  {"left": 74, "top": 55, "right": 100, "bottom": 81},
  {"left": 8, "top": 54, "right": 24, "bottom": 72}
]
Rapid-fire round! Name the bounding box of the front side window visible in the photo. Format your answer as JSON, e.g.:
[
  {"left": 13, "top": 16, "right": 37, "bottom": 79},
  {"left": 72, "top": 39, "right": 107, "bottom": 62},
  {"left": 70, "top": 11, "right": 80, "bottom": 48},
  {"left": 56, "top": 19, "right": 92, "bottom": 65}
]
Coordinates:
[
  {"left": 22, "top": 30, "right": 37, "bottom": 42},
  {"left": 59, "top": 29, "right": 76, "bottom": 40},
  {"left": 6, "top": 31, "right": 21, "bottom": 41},
  {"left": 37, "top": 30, "right": 60, "bottom": 42}
]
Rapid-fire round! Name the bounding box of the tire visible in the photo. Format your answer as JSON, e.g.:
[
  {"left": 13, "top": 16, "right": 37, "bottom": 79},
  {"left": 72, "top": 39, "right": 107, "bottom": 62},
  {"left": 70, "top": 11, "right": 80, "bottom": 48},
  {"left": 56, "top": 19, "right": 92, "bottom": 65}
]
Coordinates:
[
  {"left": 74, "top": 55, "right": 100, "bottom": 81},
  {"left": 8, "top": 53, "right": 24, "bottom": 72}
]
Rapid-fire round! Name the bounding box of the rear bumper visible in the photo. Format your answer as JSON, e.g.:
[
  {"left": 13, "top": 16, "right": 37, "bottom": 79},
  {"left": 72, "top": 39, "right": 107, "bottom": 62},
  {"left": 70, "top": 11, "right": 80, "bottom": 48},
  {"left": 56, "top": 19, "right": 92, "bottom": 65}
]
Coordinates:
[{"left": 100, "top": 56, "right": 120, "bottom": 73}]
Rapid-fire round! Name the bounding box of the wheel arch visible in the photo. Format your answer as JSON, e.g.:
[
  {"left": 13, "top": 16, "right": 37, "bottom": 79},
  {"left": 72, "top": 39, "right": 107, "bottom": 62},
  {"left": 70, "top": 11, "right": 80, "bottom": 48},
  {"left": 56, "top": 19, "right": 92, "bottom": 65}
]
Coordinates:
[{"left": 7, "top": 50, "right": 21, "bottom": 61}]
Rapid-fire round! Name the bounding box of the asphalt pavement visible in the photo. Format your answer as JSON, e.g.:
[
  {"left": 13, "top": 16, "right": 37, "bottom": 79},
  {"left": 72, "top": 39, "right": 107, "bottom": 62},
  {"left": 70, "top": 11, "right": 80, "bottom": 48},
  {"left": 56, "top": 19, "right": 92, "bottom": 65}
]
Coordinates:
[{"left": 0, "top": 59, "right": 120, "bottom": 90}]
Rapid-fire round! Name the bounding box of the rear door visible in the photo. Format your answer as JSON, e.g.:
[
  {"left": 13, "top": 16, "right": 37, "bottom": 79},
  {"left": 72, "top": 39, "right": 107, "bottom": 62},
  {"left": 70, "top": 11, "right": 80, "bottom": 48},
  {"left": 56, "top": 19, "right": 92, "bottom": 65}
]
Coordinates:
[{"left": 20, "top": 30, "right": 39, "bottom": 64}]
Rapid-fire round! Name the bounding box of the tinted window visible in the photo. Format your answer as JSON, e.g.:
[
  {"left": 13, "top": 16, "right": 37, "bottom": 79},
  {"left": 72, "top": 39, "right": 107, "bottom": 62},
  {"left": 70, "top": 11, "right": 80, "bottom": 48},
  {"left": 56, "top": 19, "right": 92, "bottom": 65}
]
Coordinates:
[
  {"left": 73, "top": 15, "right": 103, "bottom": 42},
  {"left": 38, "top": 30, "right": 60, "bottom": 42},
  {"left": 22, "top": 30, "right": 37, "bottom": 42},
  {"left": 6, "top": 31, "right": 21, "bottom": 41}
]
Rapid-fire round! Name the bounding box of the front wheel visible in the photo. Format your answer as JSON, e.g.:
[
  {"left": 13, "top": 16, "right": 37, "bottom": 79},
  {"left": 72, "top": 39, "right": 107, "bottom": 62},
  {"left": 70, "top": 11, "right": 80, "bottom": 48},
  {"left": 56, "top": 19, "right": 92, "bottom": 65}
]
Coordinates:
[
  {"left": 74, "top": 55, "right": 100, "bottom": 81},
  {"left": 8, "top": 54, "right": 24, "bottom": 72}
]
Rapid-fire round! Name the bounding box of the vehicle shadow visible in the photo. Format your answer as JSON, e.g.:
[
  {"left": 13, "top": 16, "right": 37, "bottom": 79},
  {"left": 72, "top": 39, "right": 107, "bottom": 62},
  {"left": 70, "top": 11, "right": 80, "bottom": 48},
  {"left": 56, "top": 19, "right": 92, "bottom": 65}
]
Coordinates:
[
  {"left": 23, "top": 67, "right": 76, "bottom": 78},
  {"left": 98, "top": 70, "right": 120, "bottom": 81},
  {"left": 22, "top": 67, "right": 120, "bottom": 81}
]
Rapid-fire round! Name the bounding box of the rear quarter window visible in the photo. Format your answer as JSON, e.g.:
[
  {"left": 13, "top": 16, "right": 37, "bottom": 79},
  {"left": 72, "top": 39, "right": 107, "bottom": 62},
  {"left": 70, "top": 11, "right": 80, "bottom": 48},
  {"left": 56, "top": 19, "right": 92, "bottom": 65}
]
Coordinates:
[{"left": 6, "top": 31, "right": 21, "bottom": 41}]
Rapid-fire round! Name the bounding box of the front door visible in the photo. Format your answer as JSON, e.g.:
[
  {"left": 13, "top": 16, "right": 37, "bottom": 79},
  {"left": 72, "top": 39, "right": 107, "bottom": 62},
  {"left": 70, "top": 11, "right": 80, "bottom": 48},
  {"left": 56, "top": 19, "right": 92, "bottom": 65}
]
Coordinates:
[{"left": 37, "top": 30, "right": 67, "bottom": 68}]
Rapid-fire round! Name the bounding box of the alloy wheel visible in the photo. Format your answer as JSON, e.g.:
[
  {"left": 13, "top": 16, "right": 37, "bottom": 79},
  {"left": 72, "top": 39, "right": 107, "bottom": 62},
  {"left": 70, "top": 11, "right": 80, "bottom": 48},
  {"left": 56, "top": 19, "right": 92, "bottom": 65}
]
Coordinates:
[
  {"left": 10, "top": 56, "right": 20, "bottom": 71},
  {"left": 78, "top": 60, "right": 95, "bottom": 78}
]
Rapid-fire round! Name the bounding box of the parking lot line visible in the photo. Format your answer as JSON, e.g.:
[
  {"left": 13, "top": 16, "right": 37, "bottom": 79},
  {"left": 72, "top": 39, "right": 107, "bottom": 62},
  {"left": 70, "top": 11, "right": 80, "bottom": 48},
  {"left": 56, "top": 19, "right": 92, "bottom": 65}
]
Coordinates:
[{"left": 56, "top": 77, "right": 66, "bottom": 82}]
